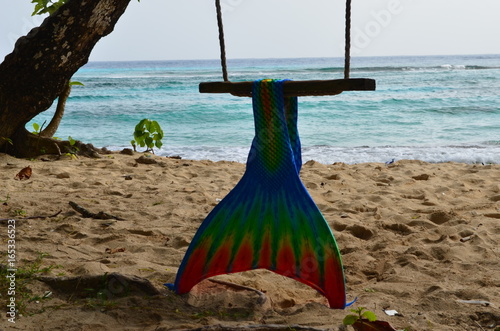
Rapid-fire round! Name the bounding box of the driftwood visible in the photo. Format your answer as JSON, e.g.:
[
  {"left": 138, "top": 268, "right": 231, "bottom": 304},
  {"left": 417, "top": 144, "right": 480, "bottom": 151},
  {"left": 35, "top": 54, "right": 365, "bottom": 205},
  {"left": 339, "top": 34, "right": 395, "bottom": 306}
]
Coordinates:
[{"left": 69, "top": 201, "right": 124, "bottom": 220}]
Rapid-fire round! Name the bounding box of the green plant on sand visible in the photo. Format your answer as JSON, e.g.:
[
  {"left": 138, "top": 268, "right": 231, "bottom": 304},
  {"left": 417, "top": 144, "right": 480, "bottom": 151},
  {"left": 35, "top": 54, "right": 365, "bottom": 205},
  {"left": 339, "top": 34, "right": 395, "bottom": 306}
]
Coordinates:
[
  {"left": 343, "top": 307, "right": 378, "bottom": 326},
  {"left": 343, "top": 307, "right": 397, "bottom": 331},
  {"left": 131, "top": 118, "right": 164, "bottom": 154}
]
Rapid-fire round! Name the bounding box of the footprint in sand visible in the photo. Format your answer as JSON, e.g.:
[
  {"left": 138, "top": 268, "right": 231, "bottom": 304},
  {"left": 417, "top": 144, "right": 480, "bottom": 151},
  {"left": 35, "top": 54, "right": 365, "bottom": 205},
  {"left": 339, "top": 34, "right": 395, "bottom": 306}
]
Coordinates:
[
  {"left": 412, "top": 174, "right": 430, "bottom": 181},
  {"left": 429, "top": 246, "right": 451, "bottom": 261},
  {"left": 384, "top": 223, "right": 413, "bottom": 235},
  {"left": 171, "top": 236, "right": 190, "bottom": 249},
  {"left": 346, "top": 224, "right": 374, "bottom": 240},
  {"left": 428, "top": 210, "right": 454, "bottom": 225}
]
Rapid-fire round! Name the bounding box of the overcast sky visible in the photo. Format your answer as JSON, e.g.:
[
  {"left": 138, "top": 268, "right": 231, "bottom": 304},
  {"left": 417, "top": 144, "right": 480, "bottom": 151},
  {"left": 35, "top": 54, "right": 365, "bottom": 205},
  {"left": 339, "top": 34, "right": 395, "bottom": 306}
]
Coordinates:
[{"left": 1, "top": 0, "right": 500, "bottom": 62}]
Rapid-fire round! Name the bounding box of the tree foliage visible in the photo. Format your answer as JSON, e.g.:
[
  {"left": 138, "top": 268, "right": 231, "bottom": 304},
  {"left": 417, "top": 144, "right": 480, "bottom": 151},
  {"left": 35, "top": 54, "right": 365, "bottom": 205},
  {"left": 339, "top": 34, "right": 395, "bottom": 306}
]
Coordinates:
[
  {"left": 31, "top": 0, "right": 138, "bottom": 16},
  {"left": 31, "top": 0, "right": 69, "bottom": 16}
]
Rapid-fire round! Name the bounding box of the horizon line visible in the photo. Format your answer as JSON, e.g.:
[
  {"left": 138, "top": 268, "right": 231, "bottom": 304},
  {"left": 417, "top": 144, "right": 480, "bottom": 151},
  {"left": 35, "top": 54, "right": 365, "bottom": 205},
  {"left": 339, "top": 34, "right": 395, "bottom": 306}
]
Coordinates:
[{"left": 86, "top": 53, "right": 500, "bottom": 63}]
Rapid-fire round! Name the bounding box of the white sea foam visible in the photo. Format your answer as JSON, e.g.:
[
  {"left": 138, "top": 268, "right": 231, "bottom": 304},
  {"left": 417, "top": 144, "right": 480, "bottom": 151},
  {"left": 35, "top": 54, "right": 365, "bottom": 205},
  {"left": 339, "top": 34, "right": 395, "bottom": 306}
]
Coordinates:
[
  {"left": 155, "top": 144, "right": 500, "bottom": 165},
  {"left": 440, "top": 64, "right": 466, "bottom": 70}
]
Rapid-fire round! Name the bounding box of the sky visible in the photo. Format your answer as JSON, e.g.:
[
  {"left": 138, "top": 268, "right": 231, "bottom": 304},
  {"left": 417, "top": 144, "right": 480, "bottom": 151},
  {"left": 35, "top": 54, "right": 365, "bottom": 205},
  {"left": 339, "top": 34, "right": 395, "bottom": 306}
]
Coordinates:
[{"left": 1, "top": 0, "right": 500, "bottom": 62}]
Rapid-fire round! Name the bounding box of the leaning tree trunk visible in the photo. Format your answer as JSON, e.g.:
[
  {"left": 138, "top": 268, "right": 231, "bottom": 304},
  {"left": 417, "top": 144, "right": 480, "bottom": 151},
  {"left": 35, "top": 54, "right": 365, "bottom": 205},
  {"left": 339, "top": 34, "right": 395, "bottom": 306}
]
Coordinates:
[
  {"left": 0, "top": 0, "right": 131, "bottom": 157},
  {"left": 39, "top": 81, "right": 72, "bottom": 138}
]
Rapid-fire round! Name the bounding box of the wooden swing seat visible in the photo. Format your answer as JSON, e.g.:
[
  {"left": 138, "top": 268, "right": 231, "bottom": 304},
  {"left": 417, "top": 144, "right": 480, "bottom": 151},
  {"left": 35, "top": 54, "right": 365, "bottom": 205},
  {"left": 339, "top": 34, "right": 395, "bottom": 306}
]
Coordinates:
[{"left": 200, "top": 78, "right": 376, "bottom": 97}]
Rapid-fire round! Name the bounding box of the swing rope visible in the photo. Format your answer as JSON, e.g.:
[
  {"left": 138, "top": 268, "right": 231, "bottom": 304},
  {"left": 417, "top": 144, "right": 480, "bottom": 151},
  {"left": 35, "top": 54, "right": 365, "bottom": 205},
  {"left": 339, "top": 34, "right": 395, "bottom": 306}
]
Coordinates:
[
  {"left": 215, "top": 0, "right": 228, "bottom": 82},
  {"left": 205, "top": 0, "right": 375, "bottom": 97},
  {"left": 344, "top": 0, "right": 351, "bottom": 80},
  {"left": 214, "top": 0, "right": 352, "bottom": 81}
]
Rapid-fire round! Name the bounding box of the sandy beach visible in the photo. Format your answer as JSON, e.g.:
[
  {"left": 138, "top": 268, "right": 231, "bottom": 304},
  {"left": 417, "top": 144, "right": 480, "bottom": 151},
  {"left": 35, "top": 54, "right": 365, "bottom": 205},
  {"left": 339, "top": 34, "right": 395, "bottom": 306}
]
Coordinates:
[{"left": 1, "top": 151, "right": 498, "bottom": 330}]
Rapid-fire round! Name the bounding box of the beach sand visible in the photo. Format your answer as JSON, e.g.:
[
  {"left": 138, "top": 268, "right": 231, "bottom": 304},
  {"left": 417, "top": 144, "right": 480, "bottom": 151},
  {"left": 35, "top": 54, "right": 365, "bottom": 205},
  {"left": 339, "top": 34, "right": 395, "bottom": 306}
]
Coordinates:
[{"left": 1, "top": 152, "right": 498, "bottom": 330}]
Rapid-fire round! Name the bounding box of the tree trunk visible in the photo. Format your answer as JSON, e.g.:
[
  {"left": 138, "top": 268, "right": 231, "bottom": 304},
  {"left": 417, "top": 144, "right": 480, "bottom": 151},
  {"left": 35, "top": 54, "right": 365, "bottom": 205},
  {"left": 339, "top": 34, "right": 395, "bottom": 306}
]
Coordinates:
[
  {"left": 0, "top": 0, "right": 131, "bottom": 157},
  {"left": 40, "top": 81, "right": 71, "bottom": 138}
]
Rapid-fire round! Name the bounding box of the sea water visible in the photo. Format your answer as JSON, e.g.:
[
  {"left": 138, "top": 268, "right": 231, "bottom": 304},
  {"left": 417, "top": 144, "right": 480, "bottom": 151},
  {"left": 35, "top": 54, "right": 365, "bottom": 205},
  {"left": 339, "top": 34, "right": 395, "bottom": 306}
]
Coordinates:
[{"left": 29, "top": 54, "right": 500, "bottom": 164}]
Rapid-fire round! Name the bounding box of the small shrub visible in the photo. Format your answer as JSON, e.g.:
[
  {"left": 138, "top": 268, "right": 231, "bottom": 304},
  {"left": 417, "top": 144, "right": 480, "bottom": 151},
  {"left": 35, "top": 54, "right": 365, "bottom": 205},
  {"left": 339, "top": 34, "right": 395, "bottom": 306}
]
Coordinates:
[
  {"left": 343, "top": 307, "right": 397, "bottom": 331},
  {"left": 343, "top": 307, "right": 377, "bottom": 326},
  {"left": 130, "top": 119, "right": 164, "bottom": 154}
]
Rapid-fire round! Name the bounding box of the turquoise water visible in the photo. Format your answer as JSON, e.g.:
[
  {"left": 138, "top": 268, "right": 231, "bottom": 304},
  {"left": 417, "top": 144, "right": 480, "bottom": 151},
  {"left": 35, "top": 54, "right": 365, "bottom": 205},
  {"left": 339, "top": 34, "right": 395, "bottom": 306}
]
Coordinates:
[{"left": 30, "top": 54, "right": 500, "bottom": 164}]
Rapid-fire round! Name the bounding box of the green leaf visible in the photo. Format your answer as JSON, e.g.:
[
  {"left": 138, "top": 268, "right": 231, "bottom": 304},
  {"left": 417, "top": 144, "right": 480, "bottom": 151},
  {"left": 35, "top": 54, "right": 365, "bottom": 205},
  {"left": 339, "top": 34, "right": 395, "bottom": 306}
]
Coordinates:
[
  {"left": 343, "top": 315, "right": 359, "bottom": 326},
  {"left": 362, "top": 311, "right": 377, "bottom": 322},
  {"left": 145, "top": 120, "right": 154, "bottom": 133},
  {"left": 350, "top": 307, "right": 366, "bottom": 316},
  {"left": 135, "top": 131, "right": 149, "bottom": 142},
  {"left": 135, "top": 119, "right": 147, "bottom": 131},
  {"left": 32, "top": 2, "right": 44, "bottom": 16},
  {"left": 32, "top": 0, "right": 67, "bottom": 16},
  {"left": 69, "top": 81, "right": 84, "bottom": 86}
]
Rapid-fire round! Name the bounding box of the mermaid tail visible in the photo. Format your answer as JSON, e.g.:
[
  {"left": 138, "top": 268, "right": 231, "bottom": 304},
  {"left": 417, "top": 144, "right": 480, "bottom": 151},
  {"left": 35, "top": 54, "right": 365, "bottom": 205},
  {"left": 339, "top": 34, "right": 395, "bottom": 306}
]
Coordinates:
[{"left": 168, "top": 79, "right": 346, "bottom": 309}]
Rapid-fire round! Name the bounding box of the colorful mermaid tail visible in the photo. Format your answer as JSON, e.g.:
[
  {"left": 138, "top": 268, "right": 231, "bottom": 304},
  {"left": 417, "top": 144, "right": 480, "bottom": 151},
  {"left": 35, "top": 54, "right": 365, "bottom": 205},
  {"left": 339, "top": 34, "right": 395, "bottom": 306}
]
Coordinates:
[{"left": 167, "top": 79, "right": 346, "bottom": 308}]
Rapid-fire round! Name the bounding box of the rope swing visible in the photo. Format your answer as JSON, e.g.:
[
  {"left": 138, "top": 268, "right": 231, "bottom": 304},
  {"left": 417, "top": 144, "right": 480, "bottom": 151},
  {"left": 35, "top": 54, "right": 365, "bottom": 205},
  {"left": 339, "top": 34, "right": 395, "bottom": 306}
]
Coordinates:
[
  {"left": 200, "top": 0, "right": 376, "bottom": 97},
  {"left": 168, "top": 1, "right": 375, "bottom": 309}
]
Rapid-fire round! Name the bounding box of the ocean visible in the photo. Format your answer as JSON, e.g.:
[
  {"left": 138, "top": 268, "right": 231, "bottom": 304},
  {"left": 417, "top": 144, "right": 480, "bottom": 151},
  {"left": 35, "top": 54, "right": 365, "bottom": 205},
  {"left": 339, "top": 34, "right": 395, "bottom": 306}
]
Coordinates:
[{"left": 29, "top": 54, "right": 500, "bottom": 164}]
